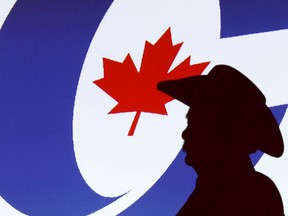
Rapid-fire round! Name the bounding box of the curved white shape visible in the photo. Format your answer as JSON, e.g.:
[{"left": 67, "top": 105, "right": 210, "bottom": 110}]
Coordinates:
[
  {"left": 0, "top": 197, "right": 27, "bottom": 216},
  {"left": 0, "top": 0, "right": 17, "bottom": 29},
  {"left": 0, "top": 0, "right": 286, "bottom": 216},
  {"left": 73, "top": 0, "right": 220, "bottom": 215}
]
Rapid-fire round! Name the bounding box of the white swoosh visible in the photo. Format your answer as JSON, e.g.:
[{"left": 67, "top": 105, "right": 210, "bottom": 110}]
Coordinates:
[
  {"left": 0, "top": 0, "right": 17, "bottom": 30},
  {"left": 0, "top": 197, "right": 27, "bottom": 216}
]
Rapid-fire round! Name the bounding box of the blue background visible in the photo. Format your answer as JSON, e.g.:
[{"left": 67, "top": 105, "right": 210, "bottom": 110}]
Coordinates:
[{"left": 0, "top": 0, "right": 287, "bottom": 215}]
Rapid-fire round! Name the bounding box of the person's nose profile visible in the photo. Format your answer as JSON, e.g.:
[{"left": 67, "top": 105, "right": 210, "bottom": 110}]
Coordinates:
[{"left": 182, "top": 127, "right": 190, "bottom": 141}]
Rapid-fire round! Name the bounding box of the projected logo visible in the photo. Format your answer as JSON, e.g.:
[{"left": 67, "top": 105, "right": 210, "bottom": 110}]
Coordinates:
[{"left": 0, "top": 0, "right": 288, "bottom": 215}]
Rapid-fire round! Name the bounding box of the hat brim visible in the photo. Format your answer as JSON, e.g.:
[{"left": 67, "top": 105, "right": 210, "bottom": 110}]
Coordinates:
[
  {"left": 157, "top": 65, "right": 284, "bottom": 157},
  {"left": 157, "top": 75, "right": 209, "bottom": 107}
]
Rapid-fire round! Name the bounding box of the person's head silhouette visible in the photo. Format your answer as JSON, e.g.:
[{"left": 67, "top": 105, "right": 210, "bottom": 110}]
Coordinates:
[{"left": 157, "top": 65, "right": 284, "bottom": 215}]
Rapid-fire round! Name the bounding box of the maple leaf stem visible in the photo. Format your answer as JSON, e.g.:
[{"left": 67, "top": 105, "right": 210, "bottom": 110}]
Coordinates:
[{"left": 128, "top": 111, "right": 141, "bottom": 136}]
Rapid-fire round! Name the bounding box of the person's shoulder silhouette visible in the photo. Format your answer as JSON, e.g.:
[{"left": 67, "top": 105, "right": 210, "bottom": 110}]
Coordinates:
[{"left": 158, "top": 65, "right": 284, "bottom": 216}]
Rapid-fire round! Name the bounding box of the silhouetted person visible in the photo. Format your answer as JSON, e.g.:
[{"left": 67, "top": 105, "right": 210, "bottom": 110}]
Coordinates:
[{"left": 157, "top": 65, "right": 284, "bottom": 215}]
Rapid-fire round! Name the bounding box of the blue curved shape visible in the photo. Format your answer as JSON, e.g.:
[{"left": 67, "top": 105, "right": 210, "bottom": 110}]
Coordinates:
[
  {"left": 0, "top": 0, "right": 115, "bottom": 215},
  {"left": 1, "top": 0, "right": 288, "bottom": 216},
  {"left": 220, "top": 0, "right": 288, "bottom": 37}
]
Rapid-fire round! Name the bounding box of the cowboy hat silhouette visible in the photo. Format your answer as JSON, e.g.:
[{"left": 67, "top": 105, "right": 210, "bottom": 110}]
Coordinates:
[{"left": 157, "top": 65, "right": 284, "bottom": 215}]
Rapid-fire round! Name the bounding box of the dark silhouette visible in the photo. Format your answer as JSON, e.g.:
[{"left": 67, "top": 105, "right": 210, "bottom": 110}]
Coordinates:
[{"left": 157, "top": 65, "right": 284, "bottom": 215}]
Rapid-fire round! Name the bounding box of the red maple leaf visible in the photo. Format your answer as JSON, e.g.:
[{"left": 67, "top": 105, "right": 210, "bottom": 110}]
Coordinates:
[{"left": 94, "top": 28, "right": 210, "bottom": 136}]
